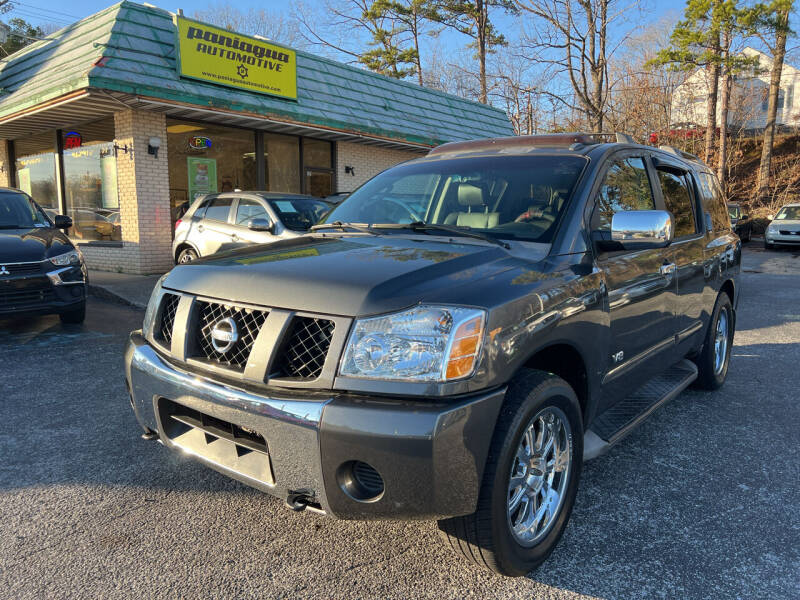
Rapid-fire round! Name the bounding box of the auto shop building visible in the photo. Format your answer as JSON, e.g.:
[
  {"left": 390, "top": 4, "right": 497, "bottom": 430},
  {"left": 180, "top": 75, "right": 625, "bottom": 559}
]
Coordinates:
[{"left": 0, "top": 1, "right": 513, "bottom": 273}]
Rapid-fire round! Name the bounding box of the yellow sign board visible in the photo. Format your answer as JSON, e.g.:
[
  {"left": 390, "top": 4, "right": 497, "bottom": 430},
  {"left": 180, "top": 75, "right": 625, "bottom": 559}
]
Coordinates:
[{"left": 175, "top": 16, "right": 297, "bottom": 100}]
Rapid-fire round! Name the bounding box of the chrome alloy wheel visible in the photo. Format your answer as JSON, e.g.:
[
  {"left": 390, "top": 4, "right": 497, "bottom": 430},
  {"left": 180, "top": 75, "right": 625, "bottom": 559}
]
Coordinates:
[
  {"left": 714, "top": 307, "right": 729, "bottom": 375},
  {"left": 507, "top": 406, "right": 572, "bottom": 546}
]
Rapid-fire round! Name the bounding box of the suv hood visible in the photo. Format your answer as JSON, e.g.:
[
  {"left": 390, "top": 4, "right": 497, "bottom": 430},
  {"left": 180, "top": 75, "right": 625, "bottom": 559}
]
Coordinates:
[
  {"left": 164, "top": 235, "right": 526, "bottom": 316},
  {"left": 0, "top": 227, "right": 73, "bottom": 263}
]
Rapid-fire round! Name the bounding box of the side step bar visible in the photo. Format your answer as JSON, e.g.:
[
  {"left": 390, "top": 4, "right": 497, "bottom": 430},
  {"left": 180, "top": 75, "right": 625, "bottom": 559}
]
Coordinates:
[{"left": 583, "top": 359, "right": 698, "bottom": 460}]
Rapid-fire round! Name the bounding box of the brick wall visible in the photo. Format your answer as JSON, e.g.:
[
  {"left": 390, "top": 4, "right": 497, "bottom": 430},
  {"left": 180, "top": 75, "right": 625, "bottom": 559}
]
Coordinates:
[
  {"left": 335, "top": 141, "right": 425, "bottom": 193},
  {"left": 81, "top": 109, "right": 173, "bottom": 274},
  {"left": 0, "top": 140, "right": 11, "bottom": 188}
]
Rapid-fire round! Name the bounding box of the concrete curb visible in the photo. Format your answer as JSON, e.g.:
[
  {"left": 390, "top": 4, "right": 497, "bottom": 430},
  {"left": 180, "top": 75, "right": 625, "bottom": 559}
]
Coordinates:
[{"left": 88, "top": 283, "right": 147, "bottom": 310}]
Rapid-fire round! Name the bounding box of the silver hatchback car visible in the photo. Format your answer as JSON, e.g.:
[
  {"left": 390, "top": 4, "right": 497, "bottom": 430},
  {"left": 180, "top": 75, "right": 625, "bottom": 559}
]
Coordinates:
[{"left": 172, "top": 192, "right": 332, "bottom": 263}]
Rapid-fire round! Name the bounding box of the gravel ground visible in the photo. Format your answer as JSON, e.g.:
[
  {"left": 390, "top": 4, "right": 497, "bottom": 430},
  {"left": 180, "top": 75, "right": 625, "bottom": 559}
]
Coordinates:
[{"left": 1, "top": 245, "right": 798, "bottom": 600}]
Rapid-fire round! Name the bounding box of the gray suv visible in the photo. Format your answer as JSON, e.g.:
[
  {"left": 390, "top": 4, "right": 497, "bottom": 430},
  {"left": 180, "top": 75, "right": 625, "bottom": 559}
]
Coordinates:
[
  {"left": 126, "top": 133, "right": 739, "bottom": 576},
  {"left": 172, "top": 192, "right": 331, "bottom": 263}
]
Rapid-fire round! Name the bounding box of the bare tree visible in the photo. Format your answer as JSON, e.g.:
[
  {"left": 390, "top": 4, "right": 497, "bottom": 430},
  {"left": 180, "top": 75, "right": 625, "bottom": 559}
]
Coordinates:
[
  {"left": 193, "top": 2, "right": 304, "bottom": 48},
  {"left": 517, "top": 0, "right": 636, "bottom": 133}
]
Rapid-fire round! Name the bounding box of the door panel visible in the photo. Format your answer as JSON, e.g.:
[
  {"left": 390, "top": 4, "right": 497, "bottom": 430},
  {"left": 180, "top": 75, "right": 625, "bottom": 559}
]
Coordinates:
[
  {"left": 592, "top": 155, "right": 676, "bottom": 409},
  {"left": 196, "top": 196, "right": 235, "bottom": 256}
]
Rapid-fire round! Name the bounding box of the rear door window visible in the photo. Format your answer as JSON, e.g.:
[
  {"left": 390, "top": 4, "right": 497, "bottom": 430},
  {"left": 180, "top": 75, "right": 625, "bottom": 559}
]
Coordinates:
[
  {"left": 656, "top": 169, "right": 697, "bottom": 238},
  {"left": 696, "top": 172, "right": 730, "bottom": 232},
  {"left": 203, "top": 197, "right": 234, "bottom": 223},
  {"left": 592, "top": 157, "right": 656, "bottom": 231}
]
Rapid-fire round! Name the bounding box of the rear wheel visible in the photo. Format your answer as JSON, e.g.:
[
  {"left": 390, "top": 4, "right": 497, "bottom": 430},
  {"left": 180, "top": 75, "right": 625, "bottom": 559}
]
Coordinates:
[
  {"left": 437, "top": 370, "right": 583, "bottom": 576},
  {"left": 692, "top": 293, "right": 733, "bottom": 390},
  {"left": 177, "top": 247, "right": 198, "bottom": 264},
  {"left": 59, "top": 300, "right": 85, "bottom": 325}
]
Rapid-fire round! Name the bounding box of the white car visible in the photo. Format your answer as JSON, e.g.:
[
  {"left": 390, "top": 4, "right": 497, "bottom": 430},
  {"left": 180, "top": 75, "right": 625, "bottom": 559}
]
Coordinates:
[{"left": 764, "top": 203, "right": 800, "bottom": 249}]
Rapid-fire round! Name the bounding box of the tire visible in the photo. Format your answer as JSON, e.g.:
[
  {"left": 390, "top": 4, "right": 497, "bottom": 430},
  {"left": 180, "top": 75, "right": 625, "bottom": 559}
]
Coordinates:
[
  {"left": 59, "top": 301, "right": 86, "bottom": 325},
  {"left": 437, "top": 370, "right": 583, "bottom": 576},
  {"left": 745, "top": 227, "right": 752, "bottom": 243},
  {"left": 692, "top": 293, "right": 733, "bottom": 390},
  {"left": 764, "top": 238, "right": 774, "bottom": 250},
  {"left": 177, "top": 247, "right": 198, "bottom": 264}
]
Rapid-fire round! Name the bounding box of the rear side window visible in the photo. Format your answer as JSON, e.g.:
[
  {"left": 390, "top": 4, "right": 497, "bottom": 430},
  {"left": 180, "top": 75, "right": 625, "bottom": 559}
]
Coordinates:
[
  {"left": 592, "top": 157, "right": 655, "bottom": 231},
  {"left": 656, "top": 169, "right": 697, "bottom": 238},
  {"left": 203, "top": 197, "right": 234, "bottom": 222},
  {"left": 696, "top": 172, "right": 730, "bottom": 232}
]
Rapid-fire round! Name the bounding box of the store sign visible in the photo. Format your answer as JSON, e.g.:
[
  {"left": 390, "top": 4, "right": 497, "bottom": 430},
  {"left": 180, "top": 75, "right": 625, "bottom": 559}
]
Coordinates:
[
  {"left": 64, "top": 131, "right": 82, "bottom": 149},
  {"left": 188, "top": 136, "right": 212, "bottom": 150},
  {"left": 175, "top": 16, "right": 297, "bottom": 100}
]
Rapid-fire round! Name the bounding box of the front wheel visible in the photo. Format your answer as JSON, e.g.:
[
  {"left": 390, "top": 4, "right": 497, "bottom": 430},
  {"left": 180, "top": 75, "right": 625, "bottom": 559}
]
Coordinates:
[
  {"left": 692, "top": 293, "right": 733, "bottom": 390},
  {"left": 764, "top": 238, "right": 774, "bottom": 250},
  {"left": 437, "top": 370, "right": 583, "bottom": 576}
]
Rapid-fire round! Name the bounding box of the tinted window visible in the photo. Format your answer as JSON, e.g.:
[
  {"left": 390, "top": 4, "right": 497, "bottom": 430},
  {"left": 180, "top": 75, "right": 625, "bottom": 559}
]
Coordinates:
[
  {"left": 593, "top": 157, "right": 655, "bottom": 231},
  {"left": 324, "top": 155, "right": 587, "bottom": 243},
  {"left": 0, "top": 191, "right": 49, "bottom": 229},
  {"left": 657, "top": 169, "right": 697, "bottom": 238},
  {"left": 269, "top": 197, "right": 331, "bottom": 231},
  {"left": 235, "top": 198, "right": 269, "bottom": 225},
  {"left": 203, "top": 197, "right": 233, "bottom": 222},
  {"left": 697, "top": 172, "right": 729, "bottom": 232}
]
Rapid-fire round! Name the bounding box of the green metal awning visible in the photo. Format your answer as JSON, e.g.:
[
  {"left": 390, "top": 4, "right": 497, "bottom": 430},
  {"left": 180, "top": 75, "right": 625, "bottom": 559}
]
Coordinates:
[{"left": 0, "top": 2, "right": 513, "bottom": 149}]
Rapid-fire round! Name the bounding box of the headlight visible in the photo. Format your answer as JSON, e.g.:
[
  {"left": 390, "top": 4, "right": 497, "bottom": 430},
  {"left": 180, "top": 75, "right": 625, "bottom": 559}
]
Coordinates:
[
  {"left": 49, "top": 250, "right": 81, "bottom": 266},
  {"left": 767, "top": 224, "right": 779, "bottom": 233},
  {"left": 142, "top": 274, "right": 168, "bottom": 335},
  {"left": 340, "top": 305, "right": 486, "bottom": 382}
]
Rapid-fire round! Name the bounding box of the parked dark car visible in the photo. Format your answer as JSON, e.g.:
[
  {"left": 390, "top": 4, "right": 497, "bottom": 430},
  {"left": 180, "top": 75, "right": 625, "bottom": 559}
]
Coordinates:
[
  {"left": 0, "top": 188, "right": 87, "bottom": 323},
  {"left": 125, "top": 134, "right": 739, "bottom": 576},
  {"left": 172, "top": 192, "right": 333, "bottom": 263},
  {"left": 728, "top": 202, "right": 752, "bottom": 242}
]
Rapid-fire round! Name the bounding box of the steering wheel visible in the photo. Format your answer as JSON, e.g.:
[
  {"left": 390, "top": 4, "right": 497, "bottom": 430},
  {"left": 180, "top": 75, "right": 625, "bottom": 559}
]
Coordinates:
[{"left": 372, "top": 198, "right": 422, "bottom": 223}]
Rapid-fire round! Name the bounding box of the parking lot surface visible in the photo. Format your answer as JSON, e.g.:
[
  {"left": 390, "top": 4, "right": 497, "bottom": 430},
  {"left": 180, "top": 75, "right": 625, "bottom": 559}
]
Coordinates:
[{"left": 1, "top": 245, "right": 798, "bottom": 599}]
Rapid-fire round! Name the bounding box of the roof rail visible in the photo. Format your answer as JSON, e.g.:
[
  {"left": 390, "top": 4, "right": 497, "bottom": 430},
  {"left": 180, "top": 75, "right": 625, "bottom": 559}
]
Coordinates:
[
  {"left": 428, "top": 131, "right": 640, "bottom": 156},
  {"left": 589, "top": 132, "right": 637, "bottom": 144},
  {"left": 658, "top": 145, "right": 703, "bottom": 163}
]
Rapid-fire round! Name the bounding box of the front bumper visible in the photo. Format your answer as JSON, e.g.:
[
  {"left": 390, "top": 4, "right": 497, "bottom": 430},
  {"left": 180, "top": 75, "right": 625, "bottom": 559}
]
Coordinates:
[
  {"left": 124, "top": 331, "right": 505, "bottom": 519},
  {"left": 0, "top": 267, "right": 86, "bottom": 315},
  {"left": 765, "top": 230, "right": 800, "bottom": 245}
]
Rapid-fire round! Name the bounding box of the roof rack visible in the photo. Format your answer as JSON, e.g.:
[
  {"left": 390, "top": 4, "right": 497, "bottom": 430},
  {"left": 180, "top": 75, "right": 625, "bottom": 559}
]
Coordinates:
[
  {"left": 428, "top": 132, "right": 639, "bottom": 156},
  {"left": 658, "top": 145, "right": 703, "bottom": 163}
]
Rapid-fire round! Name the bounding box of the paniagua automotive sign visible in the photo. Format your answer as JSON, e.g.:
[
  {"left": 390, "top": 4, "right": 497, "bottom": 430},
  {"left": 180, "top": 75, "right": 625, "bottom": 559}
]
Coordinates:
[{"left": 175, "top": 16, "right": 297, "bottom": 100}]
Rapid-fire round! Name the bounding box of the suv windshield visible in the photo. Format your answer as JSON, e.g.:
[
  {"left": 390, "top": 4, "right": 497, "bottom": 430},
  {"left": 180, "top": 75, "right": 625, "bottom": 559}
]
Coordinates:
[
  {"left": 267, "top": 197, "right": 331, "bottom": 231},
  {"left": 0, "top": 191, "right": 50, "bottom": 229},
  {"left": 775, "top": 206, "right": 800, "bottom": 220},
  {"left": 322, "top": 155, "right": 587, "bottom": 243},
  {"left": 728, "top": 205, "right": 740, "bottom": 220}
]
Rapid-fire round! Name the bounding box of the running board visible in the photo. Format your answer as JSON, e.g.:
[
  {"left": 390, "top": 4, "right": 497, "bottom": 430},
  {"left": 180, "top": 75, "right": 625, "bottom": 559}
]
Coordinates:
[{"left": 583, "top": 359, "right": 698, "bottom": 460}]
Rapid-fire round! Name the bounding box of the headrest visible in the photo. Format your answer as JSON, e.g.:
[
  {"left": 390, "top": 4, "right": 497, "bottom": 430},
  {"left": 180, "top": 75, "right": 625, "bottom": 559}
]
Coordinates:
[{"left": 458, "top": 183, "right": 485, "bottom": 207}]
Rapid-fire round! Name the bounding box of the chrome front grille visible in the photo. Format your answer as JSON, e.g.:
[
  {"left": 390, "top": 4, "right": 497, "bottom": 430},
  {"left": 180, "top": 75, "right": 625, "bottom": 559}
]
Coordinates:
[
  {"left": 192, "top": 301, "right": 268, "bottom": 370},
  {"left": 273, "top": 317, "right": 335, "bottom": 380},
  {"left": 152, "top": 292, "right": 344, "bottom": 386},
  {"left": 156, "top": 293, "right": 180, "bottom": 346}
]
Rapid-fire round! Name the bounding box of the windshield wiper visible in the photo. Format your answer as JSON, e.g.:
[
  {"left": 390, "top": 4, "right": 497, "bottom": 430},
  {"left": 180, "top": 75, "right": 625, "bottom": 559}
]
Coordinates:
[
  {"left": 309, "top": 221, "right": 378, "bottom": 236},
  {"left": 372, "top": 221, "right": 510, "bottom": 249}
]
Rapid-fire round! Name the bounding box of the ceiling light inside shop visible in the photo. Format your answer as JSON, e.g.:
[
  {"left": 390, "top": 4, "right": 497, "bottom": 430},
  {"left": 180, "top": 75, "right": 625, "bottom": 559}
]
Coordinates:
[{"left": 166, "top": 124, "right": 205, "bottom": 133}]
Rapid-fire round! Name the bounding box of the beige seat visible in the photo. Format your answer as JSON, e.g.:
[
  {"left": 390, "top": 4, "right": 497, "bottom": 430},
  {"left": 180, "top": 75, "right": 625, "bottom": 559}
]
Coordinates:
[{"left": 444, "top": 183, "right": 499, "bottom": 229}]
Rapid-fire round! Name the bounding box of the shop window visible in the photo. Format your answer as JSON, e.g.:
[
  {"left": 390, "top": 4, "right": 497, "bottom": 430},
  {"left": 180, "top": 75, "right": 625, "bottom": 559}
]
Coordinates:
[
  {"left": 303, "top": 138, "right": 332, "bottom": 168},
  {"left": 167, "top": 119, "right": 256, "bottom": 223},
  {"left": 14, "top": 132, "right": 58, "bottom": 218},
  {"left": 264, "top": 133, "right": 300, "bottom": 193},
  {"left": 60, "top": 118, "right": 120, "bottom": 242}
]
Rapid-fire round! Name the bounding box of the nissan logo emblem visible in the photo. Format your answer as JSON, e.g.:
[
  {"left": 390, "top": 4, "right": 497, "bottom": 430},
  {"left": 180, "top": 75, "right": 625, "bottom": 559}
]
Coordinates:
[{"left": 210, "top": 317, "right": 239, "bottom": 353}]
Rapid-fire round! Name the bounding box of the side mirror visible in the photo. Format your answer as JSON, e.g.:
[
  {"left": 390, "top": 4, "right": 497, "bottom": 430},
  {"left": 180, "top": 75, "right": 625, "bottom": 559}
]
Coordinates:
[
  {"left": 610, "top": 210, "right": 673, "bottom": 250},
  {"left": 741, "top": 214, "right": 749, "bottom": 220},
  {"left": 53, "top": 215, "right": 73, "bottom": 229},
  {"left": 247, "top": 218, "right": 274, "bottom": 233},
  {"left": 767, "top": 214, "right": 774, "bottom": 221}
]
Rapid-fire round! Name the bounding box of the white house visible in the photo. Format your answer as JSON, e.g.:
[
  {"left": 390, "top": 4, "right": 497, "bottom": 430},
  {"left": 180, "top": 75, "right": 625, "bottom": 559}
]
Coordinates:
[{"left": 671, "top": 47, "right": 800, "bottom": 131}]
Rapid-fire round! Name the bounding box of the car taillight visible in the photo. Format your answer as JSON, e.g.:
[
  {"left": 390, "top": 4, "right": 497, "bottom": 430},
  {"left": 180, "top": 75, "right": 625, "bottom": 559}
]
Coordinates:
[{"left": 174, "top": 219, "right": 182, "bottom": 230}]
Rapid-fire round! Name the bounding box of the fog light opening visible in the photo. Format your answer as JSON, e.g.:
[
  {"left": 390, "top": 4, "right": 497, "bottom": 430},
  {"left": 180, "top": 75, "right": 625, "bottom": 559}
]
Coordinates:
[{"left": 337, "top": 460, "right": 385, "bottom": 502}]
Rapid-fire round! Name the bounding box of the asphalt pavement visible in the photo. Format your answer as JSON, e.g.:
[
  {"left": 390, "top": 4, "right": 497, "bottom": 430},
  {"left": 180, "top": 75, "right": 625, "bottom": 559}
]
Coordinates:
[{"left": 1, "top": 245, "right": 798, "bottom": 599}]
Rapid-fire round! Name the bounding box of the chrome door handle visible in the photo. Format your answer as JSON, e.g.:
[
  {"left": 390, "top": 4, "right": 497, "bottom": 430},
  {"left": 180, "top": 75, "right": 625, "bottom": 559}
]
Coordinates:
[
  {"left": 197, "top": 224, "right": 204, "bottom": 232},
  {"left": 660, "top": 262, "right": 676, "bottom": 276},
  {"left": 231, "top": 234, "right": 239, "bottom": 242}
]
